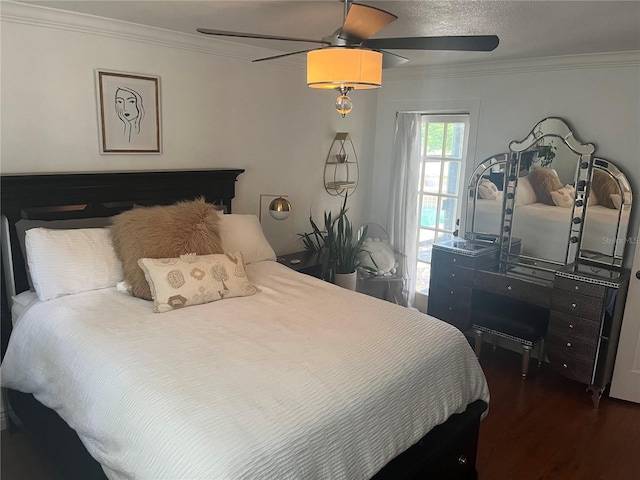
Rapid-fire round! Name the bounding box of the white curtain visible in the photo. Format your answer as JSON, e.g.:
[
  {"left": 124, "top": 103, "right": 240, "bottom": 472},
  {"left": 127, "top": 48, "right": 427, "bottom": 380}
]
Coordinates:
[{"left": 387, "top": 113, "right": 422, "bottom": 307}]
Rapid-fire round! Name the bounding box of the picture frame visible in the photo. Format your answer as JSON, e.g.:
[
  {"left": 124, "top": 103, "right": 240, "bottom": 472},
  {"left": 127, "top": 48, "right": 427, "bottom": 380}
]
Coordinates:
[{"left": 96, "top": 70, "right": 161, "bottom": 154}]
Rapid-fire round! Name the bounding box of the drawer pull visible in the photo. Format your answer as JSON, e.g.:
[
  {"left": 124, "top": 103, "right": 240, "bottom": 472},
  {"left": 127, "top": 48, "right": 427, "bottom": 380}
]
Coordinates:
[
  {"left": 567, "top": 342, "right": 572, "bottom": 348},
  {"left": 563, "top": 363, "right": 568, "bottom": 368},
  {"left": 574, "top": 285, "right": 580, "bottom": 291},
  {"left": 450, "top": 290, "right": 454, "bottom": 295},
  {"left": 448, "top": 306, "right": 452, "bottom": 311},
  {"left": 507, "top": 285, "right": 512, "bottom": 291},
  {"left": 451, "top": 273, "right": 455, "bottom": 278},
  {"left": 571, "top": 303, "right": 577, "bottom": 308},
  {"left": 569, "top": 324, "right": 574, "bottom": 329},
  {"left": 458, "top": 455, "right": 468, "bottom": 466},
  {"left": 452, "top": 258, "right": 457, "bottom": 263}
]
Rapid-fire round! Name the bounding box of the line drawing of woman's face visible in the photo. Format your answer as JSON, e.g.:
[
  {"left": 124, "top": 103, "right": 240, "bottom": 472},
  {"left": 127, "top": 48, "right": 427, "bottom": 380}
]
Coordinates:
[{"left": 115, "top": 86, "right": 145, "bottom": 141}]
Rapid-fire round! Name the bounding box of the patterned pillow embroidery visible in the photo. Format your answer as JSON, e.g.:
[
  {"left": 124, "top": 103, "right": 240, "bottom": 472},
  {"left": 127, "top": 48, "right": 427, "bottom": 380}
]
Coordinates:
[{"left": 138, "top": 252, "right": 260, "bottom": 313}]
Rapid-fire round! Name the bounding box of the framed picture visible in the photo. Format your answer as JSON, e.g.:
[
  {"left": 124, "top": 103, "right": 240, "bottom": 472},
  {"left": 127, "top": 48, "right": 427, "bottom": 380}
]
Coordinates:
[{"left": 96, "top": 70, "right": 161, "bottom": 154}]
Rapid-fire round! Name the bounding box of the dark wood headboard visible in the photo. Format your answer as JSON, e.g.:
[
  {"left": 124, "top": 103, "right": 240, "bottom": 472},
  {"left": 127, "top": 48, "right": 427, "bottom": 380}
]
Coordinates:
[{"left": 0, "top": 169, "right": 244, "bottom": 354}]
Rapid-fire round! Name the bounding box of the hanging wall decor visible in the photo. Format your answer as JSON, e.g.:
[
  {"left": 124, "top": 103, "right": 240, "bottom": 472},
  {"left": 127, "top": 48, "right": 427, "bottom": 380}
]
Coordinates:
[{"left": 96, "top": 70, "right": 161, "bottom": 154}]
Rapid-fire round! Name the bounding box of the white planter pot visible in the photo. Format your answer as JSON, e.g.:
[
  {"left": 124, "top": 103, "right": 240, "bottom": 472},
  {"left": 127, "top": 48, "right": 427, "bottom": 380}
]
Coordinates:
[{"left": 334, "top": 272, "right": 357, "bottom": 291}]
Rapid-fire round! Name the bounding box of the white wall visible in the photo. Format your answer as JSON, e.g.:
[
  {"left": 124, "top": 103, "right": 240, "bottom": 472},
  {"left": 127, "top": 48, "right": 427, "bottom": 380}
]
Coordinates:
[
  {"left": 370, "top": 53, "right": 640, "bottom": 268},
  {"left": 0, "top": 2, "right": 378, "bottom": 255}
]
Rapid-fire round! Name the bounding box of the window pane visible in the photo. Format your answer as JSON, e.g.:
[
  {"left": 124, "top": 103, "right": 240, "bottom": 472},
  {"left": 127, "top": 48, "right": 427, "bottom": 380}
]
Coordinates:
[
  {"left": 438, "top": 197, "right": 458, "bottom": 231},
  {"left": 415, "top": 261, "right": 431, "bottom": 293},
  {"left": 420, "top": 195, "right": 439, "bottom": 228},
  {"left": 426, "top": 123, "right": 444, "bottom": 157},
  {"left": 445, "top": 122, "right": 465, "bottom": 159},
  {"left": 440, "top": 161, "right": 461, "bottom": 195},
  {"left": 417, "top": 229, "right": 435, "bottom": 263},
  {"left": 422, "top": 161, "right": 441, "bottom": 193}
]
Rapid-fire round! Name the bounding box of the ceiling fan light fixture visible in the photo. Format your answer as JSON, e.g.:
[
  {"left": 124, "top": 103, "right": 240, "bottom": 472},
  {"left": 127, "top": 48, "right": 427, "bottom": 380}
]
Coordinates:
[{"left": 307, "top": 48, "right": 382, "bottom": 90}]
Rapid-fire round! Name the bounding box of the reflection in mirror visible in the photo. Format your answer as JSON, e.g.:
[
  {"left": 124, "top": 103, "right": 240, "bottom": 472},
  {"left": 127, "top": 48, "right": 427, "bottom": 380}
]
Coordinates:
[
  {"left": 464, "top": 154, "right": 507, "bottom": 241},
  {"left": 579, "top": 158, "right": 633, "bottom": 267},
  {"left": 502, "top": 117, "right": 595, "bottom": 274}
]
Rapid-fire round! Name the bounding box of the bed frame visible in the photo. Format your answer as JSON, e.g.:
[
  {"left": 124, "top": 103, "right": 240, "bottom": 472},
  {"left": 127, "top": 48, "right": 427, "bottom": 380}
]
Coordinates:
[{"left": 0, "top": 169, "right": 487, "bottom": 480}]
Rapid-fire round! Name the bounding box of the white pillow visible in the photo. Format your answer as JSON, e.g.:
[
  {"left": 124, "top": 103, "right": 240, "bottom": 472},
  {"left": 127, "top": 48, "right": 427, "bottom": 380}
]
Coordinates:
[
  {"left": 478, "top": 179, "right": 499, "bottom": 200},
  {"left": 138, "top": 252, "right": 260, "bottom": 313},
  {"left": 550, "top": 184, "right": 576, "bottom": 208},
  {"left": 217, "top": 214, "right": 276, "bottom": 264},
  {"left": 25, "top": 227, "right": 124, "bottom": 301},
  {"left": 514, "top": 177, "right": 537, "bottom": 206}
]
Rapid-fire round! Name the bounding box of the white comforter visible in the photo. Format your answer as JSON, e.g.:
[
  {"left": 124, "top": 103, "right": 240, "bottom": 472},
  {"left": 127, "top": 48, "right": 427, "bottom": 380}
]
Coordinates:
[{"left": 1, "top": 260, "right": 489, "bottom": 480}]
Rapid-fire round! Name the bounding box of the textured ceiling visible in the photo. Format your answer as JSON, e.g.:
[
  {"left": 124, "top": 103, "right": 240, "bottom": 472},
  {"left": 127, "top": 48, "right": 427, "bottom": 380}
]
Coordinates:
[{"left": 17, "top": 1, "right": 640, "bottom": 67}]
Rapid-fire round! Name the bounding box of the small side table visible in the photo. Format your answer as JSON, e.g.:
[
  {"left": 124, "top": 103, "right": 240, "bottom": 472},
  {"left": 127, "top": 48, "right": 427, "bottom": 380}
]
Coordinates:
[{"left": 277, "top": 251, "right": 324, "bottom": 279}]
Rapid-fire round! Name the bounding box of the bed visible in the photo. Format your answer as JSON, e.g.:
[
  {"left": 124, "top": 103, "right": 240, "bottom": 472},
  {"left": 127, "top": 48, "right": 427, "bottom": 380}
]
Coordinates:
[
  {"left": 0, "top": 170, "right": 489, "bottom": 480},
  {"left": 473, "top": 199, "right": 629, "bottom": 263}
]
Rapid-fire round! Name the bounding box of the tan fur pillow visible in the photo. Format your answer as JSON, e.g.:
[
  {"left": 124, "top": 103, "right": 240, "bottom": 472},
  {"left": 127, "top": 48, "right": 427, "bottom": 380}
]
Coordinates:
[
  {"left": 111, "top": 199, "right": 223, "bottom": 300},
  {"left": 591, "top": 169, "right": 618, "bottom": 209},
  {"left": 527, "top": 168, "right": 563, "bottom": 205}
]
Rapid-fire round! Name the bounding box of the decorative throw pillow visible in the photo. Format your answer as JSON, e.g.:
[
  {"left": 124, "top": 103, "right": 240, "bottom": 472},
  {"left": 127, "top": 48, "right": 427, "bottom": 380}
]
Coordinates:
[
  {"left": 477, "top": 179, "right": 499, "bottom": 200},
  {"left": 111, "top": 198, "right": 223, "bottom": 300},
  {"left": 514, "top": 177, "right": 537, "bottom": 206},
  {"left": 358, "top": 240, "right": 398, "bottom": 276},
  {"left": 591, "top": 169, "right": 618, "bottom": 209},
  {"left": 138, "top": 252, "right": 260, "bottom": 313},
  {"left": 217, "top": 214, "right": 276, "bottom": 264},
  {"left": 25, "top": 227, "right": 123, "bottom": 301},
  {"left": 550, "top": 184, "right": 576, "bottom": 208},
  {"left": 527, "top": 167, "right": 563, "bottom": 205}
]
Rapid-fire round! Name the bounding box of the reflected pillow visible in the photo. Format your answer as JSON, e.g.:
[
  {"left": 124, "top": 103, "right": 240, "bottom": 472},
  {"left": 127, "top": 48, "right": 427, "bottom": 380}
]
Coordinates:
[
  {"left": 527, "top": 167, "right": 563, "bottom": 206},
  {"left": 591, "top": 169, "right": 618, "bottom": 209},
  {"left": 478, "top": 179, "right": 499, "bottom": 200},
  {"left": 138, "top": 252, "right": 260, "bottom": 313},
  {"left": 514, "top": 177, "right": 537, "bottom": 206},
  {"left": 550, "top": 184, "right": 575, "bottom": 208}
]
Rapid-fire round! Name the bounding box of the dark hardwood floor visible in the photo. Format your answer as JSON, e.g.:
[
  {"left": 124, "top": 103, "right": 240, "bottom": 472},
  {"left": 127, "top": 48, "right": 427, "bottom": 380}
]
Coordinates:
[{"left": 1, "top": 347, "right": 639, "bottom": 479}]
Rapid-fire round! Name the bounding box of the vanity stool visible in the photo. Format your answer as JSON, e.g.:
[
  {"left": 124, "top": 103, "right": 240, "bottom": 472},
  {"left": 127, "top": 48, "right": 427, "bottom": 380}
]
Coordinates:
[{"left": 471, "top": 293, "right": 549, "bottom": 379}]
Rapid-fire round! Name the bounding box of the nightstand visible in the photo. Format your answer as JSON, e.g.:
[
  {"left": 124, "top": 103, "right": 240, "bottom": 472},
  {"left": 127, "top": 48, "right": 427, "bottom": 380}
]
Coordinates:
[{"left": 277, "top": 251, "right": 324, "bottom": 279}]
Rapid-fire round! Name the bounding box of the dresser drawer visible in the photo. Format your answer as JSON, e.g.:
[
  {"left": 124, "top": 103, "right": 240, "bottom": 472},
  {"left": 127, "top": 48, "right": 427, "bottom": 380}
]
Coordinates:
[
  {"left": 547, "top": 347, "right": 596, "bottom": 385},
  {"left": 431, "top": 249, "right": 479, "bottom": 269},
  {"left": 431, "top": 264, "right": 475, "bottom": 288},
  {"left": 429, "top": 285, "right": 473, "bottom": 307},
  {"left": 554, "top": 276, "right": 606, "bottom": 298},
  {"left": 427, "top": 295, "right": 472, "bottom": 332},
  {"left": 551, "top": 291, "right": 604, "bottom": 321},
  {"left": 546, "top": 330, "right": 599, "bottom": 363},
  {"left": 474, "top": 270, "right": 552, "bottom": 308},
  {"left": 548, "top": 311, "right": 601, "bottom": 343}
]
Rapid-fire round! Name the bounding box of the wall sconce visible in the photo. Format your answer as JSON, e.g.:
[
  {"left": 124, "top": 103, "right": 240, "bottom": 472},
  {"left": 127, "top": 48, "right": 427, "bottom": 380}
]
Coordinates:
[{"left": 259, "top": 194, "right": 292, "bottom": 222}]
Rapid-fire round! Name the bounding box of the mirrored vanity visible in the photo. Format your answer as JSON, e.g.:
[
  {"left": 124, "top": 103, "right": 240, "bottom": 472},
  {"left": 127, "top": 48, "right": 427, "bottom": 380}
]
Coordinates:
[{"left": 428, "top": 117, "right": 632, "bottom": 408}]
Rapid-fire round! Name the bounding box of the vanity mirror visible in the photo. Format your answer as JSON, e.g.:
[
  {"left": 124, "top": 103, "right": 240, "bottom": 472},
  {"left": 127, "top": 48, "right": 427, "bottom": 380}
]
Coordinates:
[
  {"left": 500, "top": 117, "right": 595, "bottom": 277},
  {"left": 464, "top": 117, "right": 633, "bottom": 276},
  {"left": 465, "top": 153, "right": 508, "bottom": 241}
]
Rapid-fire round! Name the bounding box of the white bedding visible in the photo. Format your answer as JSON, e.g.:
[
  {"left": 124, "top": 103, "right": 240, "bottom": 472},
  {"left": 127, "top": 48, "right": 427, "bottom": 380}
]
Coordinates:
[
  {"left": 1, "top": 260, "right": 489, "bottom": 480},
  {"left": 473, "top": 200, "right": 627, "bottom": 263}
]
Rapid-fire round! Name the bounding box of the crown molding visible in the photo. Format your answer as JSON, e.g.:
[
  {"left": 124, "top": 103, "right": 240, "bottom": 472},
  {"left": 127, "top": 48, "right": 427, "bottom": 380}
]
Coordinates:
[
  {"left": 0, "top": 1, "right": 305, "bottom": 69},
  {"left": 383, "top": 51, "right": 640, "bottom": 82}
]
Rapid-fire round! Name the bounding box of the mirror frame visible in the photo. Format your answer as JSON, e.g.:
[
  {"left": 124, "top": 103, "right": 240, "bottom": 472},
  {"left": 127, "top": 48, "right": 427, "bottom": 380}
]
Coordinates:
[
  {"left": 578, "top": 158, "right": 633, "bottom": 267},
  {"left": 501, "top": 118, "right": 595, "bottom": 277},
  {"left": 464, "top": 154, "right": 508, "bottom": 243}
]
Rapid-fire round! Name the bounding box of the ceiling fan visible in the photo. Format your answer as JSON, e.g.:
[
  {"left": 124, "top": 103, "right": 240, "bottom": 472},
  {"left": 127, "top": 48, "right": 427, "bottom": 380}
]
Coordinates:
[{"left": 197, "top": 0, "right": 499, "bottom": 116}]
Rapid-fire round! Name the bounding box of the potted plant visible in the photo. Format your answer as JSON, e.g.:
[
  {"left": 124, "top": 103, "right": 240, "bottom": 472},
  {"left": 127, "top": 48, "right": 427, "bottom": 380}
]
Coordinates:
[{"left": 298, "top": 195, "right": 368, "bottom": 289}]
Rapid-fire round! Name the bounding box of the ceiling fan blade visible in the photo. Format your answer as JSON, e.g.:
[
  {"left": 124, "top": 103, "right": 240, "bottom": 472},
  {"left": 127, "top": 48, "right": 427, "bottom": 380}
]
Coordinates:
[
  {"left": 363, "top": 35, "right": 500, "bottom": 52},
  {"left": 339, "top": 3, "right": 397, "bottom": 43},
  {"left": 252, "top": 50, "right": 314, "bottom": 63},
  {"left": 197, "top": 28, "right": 329, "bottom": 45},
  {"left": 380, "top": 50, "right": 409, "bottom": 69}
]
